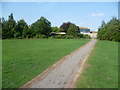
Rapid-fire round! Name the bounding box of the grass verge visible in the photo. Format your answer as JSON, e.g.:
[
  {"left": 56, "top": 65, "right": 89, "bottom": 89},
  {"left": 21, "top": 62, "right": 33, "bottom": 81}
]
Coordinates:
[
  {"left": 76, "top": 40, "right": 118, "bottom": 88},
  {"left": 2, "top": 39, "right": 89, "bottom": 88},
  {"left": 0, "top": 40, "right": 2, "bottom": 89}
]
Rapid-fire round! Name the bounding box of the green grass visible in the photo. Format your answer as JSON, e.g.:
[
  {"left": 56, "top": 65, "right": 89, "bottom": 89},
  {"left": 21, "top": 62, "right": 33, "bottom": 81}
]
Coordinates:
[
  {"left": 2, "top": 39, "right": 90, "bottom": 88},
  {"left": 76, "top": 40, "right": 118, "bottom": 88},
  {"left": 0, "top": 40, "right": 2, "bottom": 89}
]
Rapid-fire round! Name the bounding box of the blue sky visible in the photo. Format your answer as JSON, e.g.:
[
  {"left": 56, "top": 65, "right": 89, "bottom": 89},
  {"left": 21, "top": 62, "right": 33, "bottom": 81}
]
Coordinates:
[{"left": 2, "top": 2, "right": 118, "bottom": 31}]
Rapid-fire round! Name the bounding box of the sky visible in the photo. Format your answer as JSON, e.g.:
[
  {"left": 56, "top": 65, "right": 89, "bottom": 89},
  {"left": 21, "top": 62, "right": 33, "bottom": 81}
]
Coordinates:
[{"left": 2, "top": 2, "right": 118, "bottom": 31}]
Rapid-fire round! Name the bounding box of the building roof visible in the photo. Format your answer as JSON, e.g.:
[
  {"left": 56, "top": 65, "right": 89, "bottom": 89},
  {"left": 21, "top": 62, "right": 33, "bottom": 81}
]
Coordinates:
[{"left": 79, "top": 27, "right": 90, "bottom": 29}]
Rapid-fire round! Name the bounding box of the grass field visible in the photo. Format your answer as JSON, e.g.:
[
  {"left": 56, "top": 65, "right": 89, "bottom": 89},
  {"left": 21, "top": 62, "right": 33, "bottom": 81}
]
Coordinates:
[
  {"left": 2, "top": 39, "right": 90, "bottom": 88},
  {"left": 0, "top": 40, "right": 2, "bottom": 89},
  {"left": 76, "top": 40, "right": 118, "bottom": 88}
]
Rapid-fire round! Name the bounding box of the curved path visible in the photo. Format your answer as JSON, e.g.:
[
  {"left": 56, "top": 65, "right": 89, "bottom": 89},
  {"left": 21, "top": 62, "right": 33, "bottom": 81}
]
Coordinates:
[{"left": 23, "top": 39, "right": 97, "bottom": 88}]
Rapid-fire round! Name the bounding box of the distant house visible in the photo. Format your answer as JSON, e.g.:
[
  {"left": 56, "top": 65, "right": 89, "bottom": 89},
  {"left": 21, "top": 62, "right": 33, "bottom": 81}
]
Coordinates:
[
  {"left": 50, "top": 27, "right": 97, "bottom": 38},
  {"left": 55, "top": 32, "right": 66, "bottom": 35},
  {"left": 89, "top": 31, "right": 97, "bottom": 38},
  {"left": 79, "top": 27, "right": 97, "bottom": 38},
  {"left": 50, "top": 32, "right": 66, "bottom": 35},
  {"left": 79, "top": 27, "right": 90, "bottom": 33}
]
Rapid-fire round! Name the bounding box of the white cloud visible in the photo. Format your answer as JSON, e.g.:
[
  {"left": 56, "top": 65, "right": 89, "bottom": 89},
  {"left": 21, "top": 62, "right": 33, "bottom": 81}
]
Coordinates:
[{"left": 91, "top": 13, "right": 105, "bottom": 17}]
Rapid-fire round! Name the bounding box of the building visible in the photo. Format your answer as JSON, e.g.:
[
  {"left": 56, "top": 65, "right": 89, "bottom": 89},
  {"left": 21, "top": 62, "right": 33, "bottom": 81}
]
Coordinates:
[
  {"left": 79, "top": 27, "right": 97, "bottom": 38},
  {"left": 79, "top": 27, "right": 90, "bottom": 33},
  {"left": 50, "top": 32, "right": 66, "bottom": 35},
  {"left": 55, "top": 32, "right": 66, "bottom": 35},
  {"left": 89, "top": 31, "right": 97, "bottom": 38}
]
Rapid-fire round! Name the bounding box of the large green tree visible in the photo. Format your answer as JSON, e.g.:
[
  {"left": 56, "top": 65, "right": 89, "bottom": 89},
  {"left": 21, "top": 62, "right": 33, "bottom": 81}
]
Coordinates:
[
  {"left": 2, "top": 17, "right": 9, "bottom": 39},
  {"left": 0, "top": 18, "right": 2, "bottom": 39},
  {"left": 7, "top": 13, "right": 16, "bottom": 38},
  {"left": 2, "top": 13, "right": 16, "bottom": 39},
  {"left": 30, "top": 17, "right": 52, "bottom": 37},
  {"left": 97, "top": 20, "right": 106, "bottom": 40},
  {"left": 14, "top": 19, "right": 28, "bottom": 38},
  {"left": 98, "top": 17, "right": 120, "bottom": 42},
  {"left": 67, "top": 24, "right": 78, "bottom": 37}
]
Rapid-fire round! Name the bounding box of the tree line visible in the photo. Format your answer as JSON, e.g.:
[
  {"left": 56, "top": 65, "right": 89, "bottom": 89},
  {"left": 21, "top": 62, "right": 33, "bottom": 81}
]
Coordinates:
[
  {"left": 0, "top": 13, "right": 90, "bottom": 39},
  {"left": 97, "top": 17, "right": 120, "bottom": 42}
]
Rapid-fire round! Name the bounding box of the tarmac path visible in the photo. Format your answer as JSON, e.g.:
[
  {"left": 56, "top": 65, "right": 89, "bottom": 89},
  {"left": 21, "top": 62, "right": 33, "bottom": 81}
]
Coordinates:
[{"left": 23, "top": 39, "right": 97, "bottom": 88}]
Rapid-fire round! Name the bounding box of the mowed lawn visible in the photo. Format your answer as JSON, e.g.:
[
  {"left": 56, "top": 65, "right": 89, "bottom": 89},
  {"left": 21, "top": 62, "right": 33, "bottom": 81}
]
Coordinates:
[
  {"left": 76, "top": 40, "right": 118, "bottom": 88},
  {"left": 2, "top": 39, "right": 90, "bottom": 88},
  {"left": 0, "top": 40, "right": 2, "bottom": 89}
]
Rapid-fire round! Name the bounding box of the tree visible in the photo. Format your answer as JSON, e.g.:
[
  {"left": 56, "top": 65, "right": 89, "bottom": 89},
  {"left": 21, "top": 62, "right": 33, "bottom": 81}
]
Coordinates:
[
  {"left": 51, "top": 26, "right": 63, "bottom": 32},
  {"left": 0, "top": 18, "right": 2, "bottom": 39},
  {"left": 2, "top": 13, "right": 16, "bottom": 39},
  {"left": 97, "top": 17, "right": 120, "bottom": 42},
  {"left": 7, "top": 13, "right": 16, "bottom": 38},
  {"left": 60, "top": 22, "right": 72, "bottom": 33},
  {"left": 77, "top": 26, "right": 80, "bottom": 33},
  {"left": 97, "top": 20, "right": 106, "bottom": 40},
  {"left": 14, "top": 19, "right": 28, "bottom": 38},
  {"left": 67, "top": 24, "right": 78, "bottom": 37},
  {"left": 2, "top": 17, "right": 9, "bottom": 39},
  {"left": 106, "top": 17, "right": 120, "bottom": 41},
  {"left": 30, "top": 16, "right": 52, "bottom": 37},
  {"left": 0, "top": 18, "right": 1, "bottom": 27},
  {"left": 101, "top": 20, "right": 106, "bottom": 28}
]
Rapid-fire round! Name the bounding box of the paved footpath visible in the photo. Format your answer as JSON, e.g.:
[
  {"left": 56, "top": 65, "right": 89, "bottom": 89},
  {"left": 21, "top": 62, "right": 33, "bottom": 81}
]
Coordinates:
[{"left": 23, "top": 39, "right": 97, "bottom": 88}]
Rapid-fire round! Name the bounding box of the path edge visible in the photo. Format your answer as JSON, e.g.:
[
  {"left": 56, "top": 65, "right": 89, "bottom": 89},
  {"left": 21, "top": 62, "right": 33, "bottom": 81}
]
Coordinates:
[{"left": 71, "top": 39, "right": 97, "bottom": 88}]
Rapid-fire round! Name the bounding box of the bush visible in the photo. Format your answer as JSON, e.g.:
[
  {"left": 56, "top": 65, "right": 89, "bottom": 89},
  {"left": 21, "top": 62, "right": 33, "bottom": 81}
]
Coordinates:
[
  {"left": 77, "top": 33, "right": 91, "bottom": 39},
  {"left": 48, "top": 34, "right": 65, "bottom": 39},
  {"left": 48, "top": 34, "right": 91, "bottom": 39},
  {"left": 48, "top": 35, "right": 74, "bottom": 39},
  {"left": 83, "top": 34, "right": 91, "bottom": 39},
  {"left": 34, "top": 34, "right": 46, "bottom": 39},
  {"left": 48, "top": 36, "right": 54, "bottom": 39},
  {"left": 54, "top": 35, "right": 64, "bottom": 39},
  {"left": 77, "top": 33, "right": 84, "bottom": 38},
  {"left": 63, "top": 35, "right": 74, "bottom": 39}
]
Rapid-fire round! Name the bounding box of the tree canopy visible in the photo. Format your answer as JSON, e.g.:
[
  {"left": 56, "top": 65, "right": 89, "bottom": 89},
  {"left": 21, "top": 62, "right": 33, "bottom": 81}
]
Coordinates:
[
  {"left": 60, "top": 22, "right": 72, "bottom": 33},
  {"left": 14, "top": 19, "right": 28, "bottom": 38},
  {"left": 67, "top": 23, "right": 78, "bottom": 37},
  {"left": 97, "top": 17, "right": 120, "bottom": 42},
  {"left": 30, "top": 17, "right": 52, "bottom": 37},
  {"left": 2, "top": 14, "right": 52, "bottom": 39},
  {"left": 1, "top": 13, "right": 91, "bottom": 39},
  {"left": 51, "top": 26, "right": 63, "bottom": 32}
]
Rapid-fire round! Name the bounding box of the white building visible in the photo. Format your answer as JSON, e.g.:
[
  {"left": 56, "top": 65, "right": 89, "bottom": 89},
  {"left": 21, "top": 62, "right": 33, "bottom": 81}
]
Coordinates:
[{"left": 79, "top": 27, "right": 97, "bottom": 38}]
